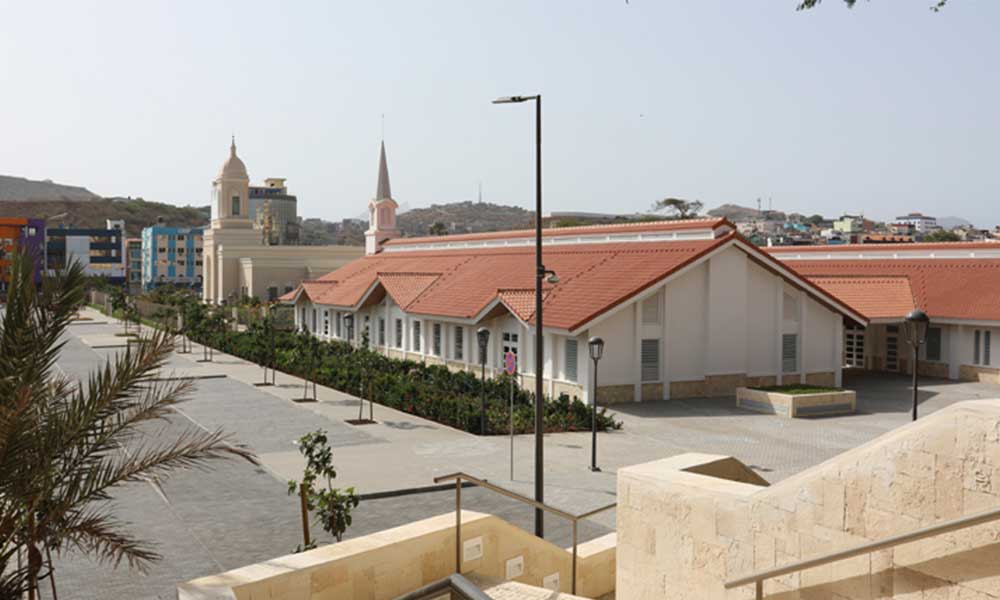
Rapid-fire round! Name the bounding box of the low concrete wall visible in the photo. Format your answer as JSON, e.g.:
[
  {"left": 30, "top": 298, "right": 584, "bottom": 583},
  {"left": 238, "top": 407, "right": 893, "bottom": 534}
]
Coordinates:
[
  {"left": 178, "top": 511, "right": 615, "bottom": 600},
  {"left": 617, "top": 400, "right": 1000, "bottom": 599},
  {"left": 960, "top": 364, "right": 1000, "bottom": 384},
  {"left": 736, "top": 387, "right": 856, "bottom": 418}
]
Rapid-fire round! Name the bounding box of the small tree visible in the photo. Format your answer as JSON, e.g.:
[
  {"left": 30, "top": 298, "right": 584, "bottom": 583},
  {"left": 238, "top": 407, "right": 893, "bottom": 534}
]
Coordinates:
[
  {"left": 287, "top": 430, "right": 359, "bottom": 550},
  {"left": 428, "top": 221, "right": 449, "bottom": 236},
  {"left": 652, "top": 197, "right": 703, "bottom": 220},
  {"left": 110, "top": 288, "right": 129, "bottom": 333}
]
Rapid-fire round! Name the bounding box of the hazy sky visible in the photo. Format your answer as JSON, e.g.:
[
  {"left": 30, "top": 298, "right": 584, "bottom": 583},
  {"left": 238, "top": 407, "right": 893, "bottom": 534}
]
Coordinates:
[{"left": 1, "top": 1, "right": 997, "bottom": 226}]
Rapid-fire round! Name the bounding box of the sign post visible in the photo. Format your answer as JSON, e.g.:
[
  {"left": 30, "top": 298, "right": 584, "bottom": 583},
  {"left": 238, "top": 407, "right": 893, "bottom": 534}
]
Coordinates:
[{"left": 504, "top": 351, "right": 517, "bottom": 480}]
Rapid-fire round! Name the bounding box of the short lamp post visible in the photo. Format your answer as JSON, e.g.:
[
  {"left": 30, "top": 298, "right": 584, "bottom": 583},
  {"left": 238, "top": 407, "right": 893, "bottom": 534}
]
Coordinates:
[
  {"left": 588, "top": 337, "right": 605, "bottom": 472},
  {"left": 344, "top": 314, "right": 354, "bottom": 347},
  {"left": 904, "top": 309, "right": 930, "bottom": 422},
  {"left": 477, "top": 327, "right": 491, "bottom": 435}
]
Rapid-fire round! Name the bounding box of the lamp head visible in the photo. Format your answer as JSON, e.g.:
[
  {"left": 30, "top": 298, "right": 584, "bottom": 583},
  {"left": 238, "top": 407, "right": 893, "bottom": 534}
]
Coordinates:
[
  {"left": 493, "top": 96, "right": 529, "bottom": 104},
  {"left": 904, "top": 308, "right": 930, "bottom": 345},
  {"left": 589, "top": 336, "right": 605, "bottom": 361}
]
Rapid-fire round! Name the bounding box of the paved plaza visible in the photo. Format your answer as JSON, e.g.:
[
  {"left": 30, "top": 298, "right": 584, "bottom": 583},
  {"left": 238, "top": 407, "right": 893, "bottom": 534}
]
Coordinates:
[{"left": 53, "top": 309, "right": 1000, "bottom": 599}]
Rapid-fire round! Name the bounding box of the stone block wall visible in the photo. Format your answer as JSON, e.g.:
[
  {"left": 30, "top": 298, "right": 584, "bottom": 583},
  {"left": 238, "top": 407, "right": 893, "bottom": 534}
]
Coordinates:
[
  {"left": 960, "top": 364, "right": 1000, "bottom": 385},
  {"left": 178, "top": 511, "right": 616, "bottom": 600},
  {"left": 617, "top": 401, "right": 1000, "bottom": 599}
]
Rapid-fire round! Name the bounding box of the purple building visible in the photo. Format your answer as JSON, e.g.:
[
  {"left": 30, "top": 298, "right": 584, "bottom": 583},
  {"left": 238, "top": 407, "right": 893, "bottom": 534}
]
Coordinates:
[{"left": 0, "top": 217, "right": 46, "bottom": 288}]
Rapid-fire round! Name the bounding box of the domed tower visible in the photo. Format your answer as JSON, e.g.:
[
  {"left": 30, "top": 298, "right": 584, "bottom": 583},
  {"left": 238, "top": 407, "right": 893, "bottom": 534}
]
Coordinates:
[
  {"left": 212, "top": 137, "right": 251, "bottom": 229},
  {"left": 365, "top": 140, "right": 400, "bottom": 255}
]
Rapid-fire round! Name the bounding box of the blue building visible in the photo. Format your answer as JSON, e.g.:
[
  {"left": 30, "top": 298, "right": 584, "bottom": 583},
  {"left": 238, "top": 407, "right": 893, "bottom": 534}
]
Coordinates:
[{"left": 141, "top": 225, "right": 204, "bottom": 291}]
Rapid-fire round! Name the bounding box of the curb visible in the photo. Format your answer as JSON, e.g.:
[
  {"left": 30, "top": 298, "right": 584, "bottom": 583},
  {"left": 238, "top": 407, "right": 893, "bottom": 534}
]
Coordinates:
[
  {"left": 148, "top": 374, "right": 229, "bottom": 382},
  {"left": 359, "top": 481, "right": 480, "bottom": 501}
]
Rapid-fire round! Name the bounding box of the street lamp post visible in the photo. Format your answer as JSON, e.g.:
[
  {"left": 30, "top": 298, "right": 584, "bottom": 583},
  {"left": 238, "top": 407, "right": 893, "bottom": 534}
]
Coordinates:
[
  {"left": 477, "top": 328, "right": 491, "bottom": 435},
  {"left": 904, "top": 309, "right": 930, "bottom": 422},
  {"left": 493, "top": 93, "right": 546, "bottom": 537},
  {"left": 588, "top": 337, "right": 605, "bottom": 472}
]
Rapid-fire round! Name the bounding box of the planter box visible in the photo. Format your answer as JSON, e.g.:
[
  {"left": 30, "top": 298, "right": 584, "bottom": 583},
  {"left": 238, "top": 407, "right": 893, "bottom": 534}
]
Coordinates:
[{"left": 736, "top": 386, "right": 856, "bottom": 418}]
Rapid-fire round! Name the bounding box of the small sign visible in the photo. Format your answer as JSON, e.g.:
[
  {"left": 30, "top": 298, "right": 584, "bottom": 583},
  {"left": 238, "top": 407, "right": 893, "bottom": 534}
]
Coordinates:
[{"left": 504, "top": 351, "right": 517, "bottom": 375}]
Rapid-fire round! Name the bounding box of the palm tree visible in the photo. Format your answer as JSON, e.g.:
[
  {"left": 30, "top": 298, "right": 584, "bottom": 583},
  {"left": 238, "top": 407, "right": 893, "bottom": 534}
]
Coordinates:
[{"left": 0, "top": 251, "right": 257, "bottom": 599}]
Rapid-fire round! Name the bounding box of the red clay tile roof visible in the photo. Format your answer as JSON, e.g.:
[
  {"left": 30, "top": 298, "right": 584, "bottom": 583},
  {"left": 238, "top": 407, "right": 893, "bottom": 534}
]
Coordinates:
[
  {"left": 377, "top": 272, "right": 441, "bottom": 308},
  {"left": 766, "top": 241, "right": 1000, "bottom": 254},
  {"left": 382, "top": 217, "right": 732, "bottom": 247},
  {"left": 807, "top": 277, "right": 915, "bottom": 320},
  {"left": 781, "top": 260, "right": 1000, "bottom": 322},
  {"left": 286, "top": 232, "right": 866, "bottom": 331}
]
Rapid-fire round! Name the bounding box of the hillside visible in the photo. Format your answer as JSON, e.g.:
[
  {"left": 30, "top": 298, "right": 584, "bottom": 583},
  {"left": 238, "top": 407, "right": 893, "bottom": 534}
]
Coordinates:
[
  {"left": 0, "top": 174, "right": 99, "bottom": 202},
  {"left": 397, "top": 201, "right": 534, "bottom": 237},
  {"left": 707, "top": 203, "right": 788, "bottom": 222},
  {"left": 0, "top": 197, "right": 209, "bottom": 237}
]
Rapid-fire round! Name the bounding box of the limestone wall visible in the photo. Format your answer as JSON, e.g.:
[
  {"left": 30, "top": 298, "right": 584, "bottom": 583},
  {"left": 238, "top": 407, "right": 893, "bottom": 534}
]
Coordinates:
[
  {"left": 617, "top": 401, "right": 1000, "bottom": 599},
  {"left": 178, "top": 511, "right": 615, "bottom": 600}
]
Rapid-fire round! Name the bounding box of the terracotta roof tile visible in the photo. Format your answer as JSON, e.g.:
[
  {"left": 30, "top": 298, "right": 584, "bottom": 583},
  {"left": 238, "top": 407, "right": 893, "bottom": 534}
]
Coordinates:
[
  {"left": 377, "top": 272, "right": 441, "bottom": 308},
  {"left": 807, "top": 277, "right": 915, "bottom": 320},
  {"left": 787, "top": 260, "right": 1000, "bottom": 322}
]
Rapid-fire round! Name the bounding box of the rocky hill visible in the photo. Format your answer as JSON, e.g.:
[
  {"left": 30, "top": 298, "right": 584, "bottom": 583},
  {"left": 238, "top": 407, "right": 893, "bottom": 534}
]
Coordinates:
[
  {"left": 0, "top": 175, "right": 99, "bottom": 202},
  {"left": 300, "top": 201, "right": 536, "bottom": 246},
  {"left": 397, "top": 201, "right": 534, "bottom": 237},
  {"left": 0, "top": 197, "right": 209, "bottom": 237},
  {"left": 708, "top": 203, "right": 787, "bottom": 223}
]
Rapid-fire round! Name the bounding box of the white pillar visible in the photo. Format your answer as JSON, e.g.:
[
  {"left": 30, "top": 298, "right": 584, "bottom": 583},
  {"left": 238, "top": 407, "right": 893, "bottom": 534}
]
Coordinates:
[
  {"left": 834, "top": 318, "right": 844, "bottom": 387},
  {"left": 798, "top": 291, "right": 807, "bottom": 384}
]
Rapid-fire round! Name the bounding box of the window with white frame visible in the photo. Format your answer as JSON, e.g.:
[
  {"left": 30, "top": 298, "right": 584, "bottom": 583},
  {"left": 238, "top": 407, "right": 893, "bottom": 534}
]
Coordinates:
[
  {"left": 782, "top": 334, "right": 798, "bottom": 373},
  {"left": 642, "top": 294, "right": 661, "bottom": 325},
  {"left": 311, "top": 309, "right": 317, "bottom": 333},
  {"left": 335, "top": 312, "right": 342, "bottom": 338},
  {"left": 395, "top": 319, "right": 403, "bottom": 349},
  {"left": 976, "top": 329, "right": 992, "bottom": 366},
  {"left": 412, "top": 321, "right": 422, "bottom": 352},
  {"left": 454, "top": 326, "right": 464, "bottom": 361},
  {"left": 378, "top": 318, "right": 386, "bottom": 345},
  {"left": 501, "top": 331, "right": 519, "bottom": 367},
  {"left": 844, "top": 326, "right": 865, "bottom": 368},
  {"left": 640, "top": 339, "right": 660, "bottom": 382},
  {"left": 432, "top": 323, "right": 442, "bottom": 356},
  {"left": 564, "top": 339, "right": 578, "bottom": 382}
]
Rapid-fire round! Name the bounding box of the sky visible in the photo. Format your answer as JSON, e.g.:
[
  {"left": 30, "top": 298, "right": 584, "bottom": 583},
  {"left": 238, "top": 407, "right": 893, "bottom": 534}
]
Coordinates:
[{"left": 0, "top": 1, "right": 997, "bottom": 226}]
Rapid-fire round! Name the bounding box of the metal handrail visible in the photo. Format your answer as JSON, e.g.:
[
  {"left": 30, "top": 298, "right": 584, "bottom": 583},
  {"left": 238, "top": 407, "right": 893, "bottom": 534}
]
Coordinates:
[
  {"left": 392, "top": 573, "right": 492, "bottom": 600},
  {"left": 725, "top": 504, "right": 1000, "bottom": 598},
  {"left": 432, "top": 472, "right": 616, "bottom": 596}
]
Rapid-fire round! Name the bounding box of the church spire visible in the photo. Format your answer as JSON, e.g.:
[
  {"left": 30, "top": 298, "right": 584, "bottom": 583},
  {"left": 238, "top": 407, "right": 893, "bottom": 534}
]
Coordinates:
[
  {"left": 230, "top": 135, "right": 237, "bottom": 156},
  {"left": 376, "top": 140, "right": 391, "bottom": 201}
]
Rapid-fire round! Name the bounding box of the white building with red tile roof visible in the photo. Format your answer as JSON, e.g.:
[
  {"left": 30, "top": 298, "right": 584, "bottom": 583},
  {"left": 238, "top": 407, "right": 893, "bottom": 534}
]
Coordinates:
[
  {"left": 769, "top": 242, "right": 1000, "bottom": 383},
  {"left": 285, "top": 158, "right": 868, "bottom": 404}
]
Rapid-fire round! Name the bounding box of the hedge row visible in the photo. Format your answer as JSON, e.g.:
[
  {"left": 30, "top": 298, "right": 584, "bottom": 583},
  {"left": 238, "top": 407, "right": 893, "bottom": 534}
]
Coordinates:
[{"left": 180, "top": 304, "right": 621, "bottom": 435}]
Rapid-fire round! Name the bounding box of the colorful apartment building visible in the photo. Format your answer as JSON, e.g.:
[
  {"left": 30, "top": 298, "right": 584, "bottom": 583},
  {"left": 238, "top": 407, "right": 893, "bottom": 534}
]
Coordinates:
[
  {"left": 0, "top": 217, "right": 45, "bottom": 290},
  {"left": 45, "top": 219, "right": 126, "bottom": 283},
  {"left": 125, "top": 238, "right": 142, "bottom": 292},
  {"left": 141, "top": 225, "right": 204, "bottom": 291}
]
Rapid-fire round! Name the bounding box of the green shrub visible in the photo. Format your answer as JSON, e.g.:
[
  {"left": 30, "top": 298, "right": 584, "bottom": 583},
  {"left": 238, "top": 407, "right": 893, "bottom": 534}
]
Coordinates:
[{"left": 186, "top": 319, "right": 621, "bottom": 435}]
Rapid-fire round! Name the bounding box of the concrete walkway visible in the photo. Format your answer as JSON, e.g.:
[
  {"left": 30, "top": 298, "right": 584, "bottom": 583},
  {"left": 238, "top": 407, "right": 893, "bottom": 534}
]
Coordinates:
[{"left": 53, "top": 307, "right": 1000, "bottom": 599}]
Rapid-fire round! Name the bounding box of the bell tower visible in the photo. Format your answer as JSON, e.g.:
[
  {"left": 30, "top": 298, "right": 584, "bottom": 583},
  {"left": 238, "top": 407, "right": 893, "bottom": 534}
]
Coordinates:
[
  {"left": 365, "top": 140, "right": 400, "bottom": 254},
  {"left": 212, "top": 137, "right": 251, "bottom": 230}
]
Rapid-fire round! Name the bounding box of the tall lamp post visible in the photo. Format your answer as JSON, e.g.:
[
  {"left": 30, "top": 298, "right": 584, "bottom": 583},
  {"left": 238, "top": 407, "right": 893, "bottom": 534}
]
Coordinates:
[
  {"left": 477, "top": 328, "right": 491, "bottom": 435},
  {"left": 493, "top": 93, "right": 546, "bottom": 537},
  {"left": 588, "top": 337, "right": 605, "bottom": 472},
  {"left": 904, "top": 309, "right": 930, "bottom": 422}
]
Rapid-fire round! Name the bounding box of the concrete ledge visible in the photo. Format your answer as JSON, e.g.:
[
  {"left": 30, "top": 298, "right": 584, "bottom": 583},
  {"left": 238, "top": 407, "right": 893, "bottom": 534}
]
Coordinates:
[{"left": 736, "top": 386, "right": 856, "bottom": 418}]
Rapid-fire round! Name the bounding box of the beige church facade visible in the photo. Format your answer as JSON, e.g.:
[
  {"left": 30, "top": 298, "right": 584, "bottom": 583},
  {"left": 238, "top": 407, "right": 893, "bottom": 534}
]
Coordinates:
[{"left": 202, "top": 139, "right": 362, "bottom": 304}]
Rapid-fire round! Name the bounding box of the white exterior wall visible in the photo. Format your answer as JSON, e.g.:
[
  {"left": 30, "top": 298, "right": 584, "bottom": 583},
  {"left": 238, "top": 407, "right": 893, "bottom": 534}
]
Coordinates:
[
  {"left": 747, "top": 261, "right": 779, "bottom": 376},
  {"left": 666, "top": 262, "right": 707, "bottom": 382},
  {"left": 590, "top": 303, "right": 637, "bottom": 386},
  {"left": 707, "top": 247, "right": 748, "bottom": 375},
  {"left": 804, "top": 296, "right": 837, "bottom": 373}
]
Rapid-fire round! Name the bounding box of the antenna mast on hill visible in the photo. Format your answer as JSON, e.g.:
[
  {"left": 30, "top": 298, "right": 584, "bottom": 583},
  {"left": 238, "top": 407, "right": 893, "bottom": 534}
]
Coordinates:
[{"left": 478, "top": 181, "right": 483, "bottom": 203}]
